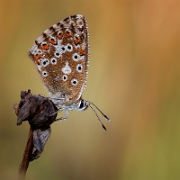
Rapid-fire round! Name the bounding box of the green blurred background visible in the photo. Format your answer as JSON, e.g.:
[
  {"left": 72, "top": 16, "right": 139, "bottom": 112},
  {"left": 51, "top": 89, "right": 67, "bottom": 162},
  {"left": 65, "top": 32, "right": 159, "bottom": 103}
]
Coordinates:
[{"left": 0, "top": 0, "right": 179, "bottom": 180}]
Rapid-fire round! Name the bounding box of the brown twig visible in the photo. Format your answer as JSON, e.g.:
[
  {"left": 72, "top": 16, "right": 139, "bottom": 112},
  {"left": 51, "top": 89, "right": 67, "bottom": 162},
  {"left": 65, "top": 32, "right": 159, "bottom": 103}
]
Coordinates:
[
  {"left": 13, "top": 90, "right": 58, "bottom": 180},
  {"left": 18, "top": 127, "right": 33, "bottom": 180}
]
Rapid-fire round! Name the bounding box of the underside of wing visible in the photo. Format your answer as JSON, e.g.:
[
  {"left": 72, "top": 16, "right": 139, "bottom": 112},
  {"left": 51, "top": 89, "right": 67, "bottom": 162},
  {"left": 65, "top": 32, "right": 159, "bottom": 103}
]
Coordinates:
[{"left": 28, "top": 14, "right": 89, "bottom": 101}]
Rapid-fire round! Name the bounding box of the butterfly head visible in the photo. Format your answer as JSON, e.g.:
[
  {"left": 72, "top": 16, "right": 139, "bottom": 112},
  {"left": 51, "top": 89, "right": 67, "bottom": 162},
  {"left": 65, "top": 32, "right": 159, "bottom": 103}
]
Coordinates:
[{"left": 77, "top": 99, "right": 89, "bottom": 111}]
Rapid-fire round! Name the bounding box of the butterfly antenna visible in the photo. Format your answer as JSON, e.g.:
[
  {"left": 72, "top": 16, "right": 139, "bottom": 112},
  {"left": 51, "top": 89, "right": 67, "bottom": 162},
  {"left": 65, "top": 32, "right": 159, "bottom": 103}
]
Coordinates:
[
  {"left": 89, "top": 104, "right": 107, "bottom": 131},
  {"left": 87, "top": 101, "right": 110, "bottom": 121}
]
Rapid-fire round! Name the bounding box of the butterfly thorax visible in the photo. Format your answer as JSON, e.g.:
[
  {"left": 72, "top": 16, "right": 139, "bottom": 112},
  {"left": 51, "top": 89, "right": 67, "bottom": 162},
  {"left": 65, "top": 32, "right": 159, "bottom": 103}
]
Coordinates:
[{"left": 50, "top": 95, "right": 88, "bottom": 112}]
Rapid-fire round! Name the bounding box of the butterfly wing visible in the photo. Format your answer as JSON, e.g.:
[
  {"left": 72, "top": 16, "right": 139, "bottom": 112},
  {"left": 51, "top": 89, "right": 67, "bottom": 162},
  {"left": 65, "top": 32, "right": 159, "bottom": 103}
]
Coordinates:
[{"left": 28, "top": 14, "right": 89, "bottom": 102}]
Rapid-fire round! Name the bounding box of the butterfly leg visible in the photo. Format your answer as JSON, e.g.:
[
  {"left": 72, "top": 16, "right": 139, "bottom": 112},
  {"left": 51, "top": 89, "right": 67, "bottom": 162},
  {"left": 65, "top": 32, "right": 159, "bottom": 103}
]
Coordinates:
[{"left": 54, "top": 109, "right": 69, "bottom": 122}]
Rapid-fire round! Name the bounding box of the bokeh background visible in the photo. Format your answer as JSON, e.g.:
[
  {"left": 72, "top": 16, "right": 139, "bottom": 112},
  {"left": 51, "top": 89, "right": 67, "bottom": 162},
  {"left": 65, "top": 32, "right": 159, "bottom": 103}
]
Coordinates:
[{"left": 0, "top": 0, "right": 179, "bottom": 180}]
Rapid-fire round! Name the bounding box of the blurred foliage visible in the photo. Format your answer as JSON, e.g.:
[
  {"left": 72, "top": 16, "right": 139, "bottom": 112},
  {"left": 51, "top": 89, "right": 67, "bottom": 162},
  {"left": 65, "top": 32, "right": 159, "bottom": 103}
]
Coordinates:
[{"left": 0, "top": 0, "right": 179, "bottom": 180}]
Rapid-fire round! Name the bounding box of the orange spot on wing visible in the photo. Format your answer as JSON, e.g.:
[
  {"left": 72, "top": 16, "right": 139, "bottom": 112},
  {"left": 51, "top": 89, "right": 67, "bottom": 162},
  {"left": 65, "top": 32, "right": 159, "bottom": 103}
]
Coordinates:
[
  {"left": 79, "top": 48, "right": 85, "bottom": 55},
  {"left": 50, "top": 39, "right": 57, "bottom": 45},
  {"left": 42, "top": 44, "right": 49, "bottom": 50},
  {"left": 65, "top": 32, "right": 71, "bottom": 37},
  {"left": 74, "top": 38, "right": 81, "bottom": 45},
  {"left": 34, "top": 54, "right": 41, "bottom": 65},
  {"left": 58, "top": 33, "right": 63, "bottom": 39}
]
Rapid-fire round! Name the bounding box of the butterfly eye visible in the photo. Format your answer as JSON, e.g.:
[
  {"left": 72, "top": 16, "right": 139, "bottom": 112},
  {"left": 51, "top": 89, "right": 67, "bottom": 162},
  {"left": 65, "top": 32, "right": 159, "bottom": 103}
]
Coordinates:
[{"left": 78, "top": 100, "right": 88, "bottom": 111}]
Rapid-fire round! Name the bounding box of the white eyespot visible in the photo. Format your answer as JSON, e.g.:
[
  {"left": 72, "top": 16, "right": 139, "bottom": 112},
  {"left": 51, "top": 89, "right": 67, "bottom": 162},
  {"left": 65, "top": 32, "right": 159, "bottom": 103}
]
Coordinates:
[
  {"left": 55, "top": 45, "right": 66, "bottom": 55},
  {"left": 71, "top": 79, "right": 78, "bottom": 86},
  {"left": 54, "top": 51, "right": 61, "bottom": 58},
  {"left": 62, "top": 62, "right": 71, "bottom": 74},
  {"left": 42, "top": 71, "right": 48, "bottom": 77},
  {"left": 62, "top": 75, "right": 68, "bottom": 81},
  {"left": 36, "top": 49, "right": 42, "bottom": 54},
  {"left": 72, "top": 53, "right": 80, "bottom": 61},
  {"left": 41, "top": 58, "right": 49, "bottom": 67},
  {"left": 76, "top": 64, "right": 83, "bottom": 72},
  {"left": 66, "top": 44, "right": 73, "bottom": 52},
  {"left": 51, "top": 58, "right": 57, "bottom": 65},
  {"left": 61, "top": 45, "right": 66, "bottom": 53}
]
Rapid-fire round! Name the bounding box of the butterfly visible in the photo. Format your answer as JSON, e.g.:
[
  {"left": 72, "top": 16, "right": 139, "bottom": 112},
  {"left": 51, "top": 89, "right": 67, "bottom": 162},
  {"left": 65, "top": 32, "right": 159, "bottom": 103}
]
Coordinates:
[{"left": 28, "top": 14, "right": 110, "bottom": 130}]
